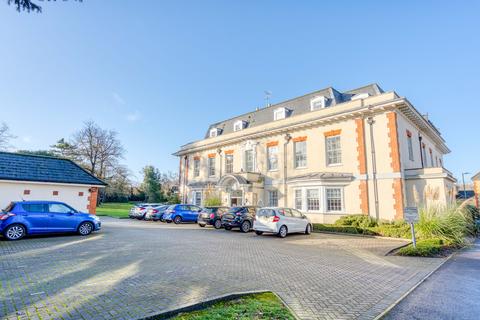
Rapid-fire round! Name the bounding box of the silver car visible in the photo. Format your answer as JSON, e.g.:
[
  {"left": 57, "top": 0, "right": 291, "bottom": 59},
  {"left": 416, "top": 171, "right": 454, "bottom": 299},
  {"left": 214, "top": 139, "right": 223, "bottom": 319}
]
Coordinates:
[{"left": 253, "top": 207, "right": 312, "bottom": 238}]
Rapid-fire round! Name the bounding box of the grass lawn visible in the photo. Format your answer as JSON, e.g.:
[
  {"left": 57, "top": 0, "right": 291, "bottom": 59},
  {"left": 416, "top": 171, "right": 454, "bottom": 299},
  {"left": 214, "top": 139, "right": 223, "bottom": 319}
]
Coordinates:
[
  {"left": 96, "top": 202, "right": 134, "bottom": 219},
  {"left": 171, "top": 292, "right": 294, "bottom": 320}
]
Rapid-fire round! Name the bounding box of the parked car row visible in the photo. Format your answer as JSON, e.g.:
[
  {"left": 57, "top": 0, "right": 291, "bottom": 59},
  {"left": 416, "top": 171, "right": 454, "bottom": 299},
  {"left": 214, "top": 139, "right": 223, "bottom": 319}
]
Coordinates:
[{"left": 131, "top": 203, "right": 312, "bottom": 238}]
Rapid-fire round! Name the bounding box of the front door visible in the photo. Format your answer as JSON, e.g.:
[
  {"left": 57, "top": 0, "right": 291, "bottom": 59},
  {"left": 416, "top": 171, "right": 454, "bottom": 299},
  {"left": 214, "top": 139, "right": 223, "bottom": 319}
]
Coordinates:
[{"left": 48, "top": 203, "right": 78, "bottom": 232}]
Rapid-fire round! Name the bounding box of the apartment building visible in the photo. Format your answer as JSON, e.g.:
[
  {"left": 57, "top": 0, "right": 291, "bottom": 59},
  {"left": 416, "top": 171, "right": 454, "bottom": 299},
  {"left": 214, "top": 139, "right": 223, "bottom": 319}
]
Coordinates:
[{"left": 174, "top": 84, "right": 456, "bottom": 223}]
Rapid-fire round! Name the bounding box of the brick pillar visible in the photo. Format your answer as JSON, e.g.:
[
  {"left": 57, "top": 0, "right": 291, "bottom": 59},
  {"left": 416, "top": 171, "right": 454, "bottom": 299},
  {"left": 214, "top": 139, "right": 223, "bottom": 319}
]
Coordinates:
[
  {"left": 386, "top": 112, "right": 404, "bottom": 220},
  {"left": 88, "top": 187, "right": 98, "bottom": 214},
  {"left": 355, "top": 118, "right": 369, "bottom": 215}
]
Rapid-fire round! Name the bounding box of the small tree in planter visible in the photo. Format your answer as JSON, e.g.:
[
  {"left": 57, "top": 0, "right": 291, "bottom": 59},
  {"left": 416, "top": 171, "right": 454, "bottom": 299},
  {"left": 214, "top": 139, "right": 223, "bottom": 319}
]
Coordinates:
[{"left": 204, "top": 184, "right": 222, "bottom": 206}]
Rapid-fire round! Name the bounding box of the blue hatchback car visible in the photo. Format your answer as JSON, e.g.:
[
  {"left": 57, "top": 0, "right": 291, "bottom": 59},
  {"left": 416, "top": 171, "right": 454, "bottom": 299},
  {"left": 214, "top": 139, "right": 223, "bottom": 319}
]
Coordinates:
[
  {"left": 163, "top": 204, "right": 202, "bottom": 224},
  {"left": 0, "top": 201, "right": 101, "bottom": 241}
]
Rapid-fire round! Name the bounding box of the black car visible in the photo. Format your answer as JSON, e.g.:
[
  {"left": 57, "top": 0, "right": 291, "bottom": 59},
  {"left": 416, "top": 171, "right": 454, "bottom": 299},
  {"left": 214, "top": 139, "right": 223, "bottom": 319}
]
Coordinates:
[
  {"left": 221, "top": 206, "right": 258, "bottom": 233},
  {"left": 197, "top": 206, "right": 230, "bottom": 229}
]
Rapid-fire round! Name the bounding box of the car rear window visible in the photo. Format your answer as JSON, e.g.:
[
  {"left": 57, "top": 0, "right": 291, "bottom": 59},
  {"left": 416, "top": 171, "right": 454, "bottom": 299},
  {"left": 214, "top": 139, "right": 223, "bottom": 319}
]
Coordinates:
[
  {"left": 167, "top": 205, "right": 176, "bottom": 211},
  {"left": 257, "top": 209, "right": 275, "bottom": 217},
  {"left": 202, "top": 208, "right": 215, "bottom": 213},
  {"left": 2, "top": 202, "right": 15, "bottom": 213}
]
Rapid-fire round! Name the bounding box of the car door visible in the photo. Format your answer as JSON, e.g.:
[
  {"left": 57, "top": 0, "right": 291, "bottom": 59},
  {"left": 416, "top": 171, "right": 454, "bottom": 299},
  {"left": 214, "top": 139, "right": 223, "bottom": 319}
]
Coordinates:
[
  {"left": 48, "top": 203, "right": 79, "bottom": 232},
  {"left": 291, "top": 209, "right": 307, "bottom": 232},
  {"left": 188, "top": 205, "right": 201, "bottom": 222},
  {"left": 21, "top": 203, "right": 49, "bottom": 233},
  {"left": 177, "top": 205, "right": 188, "bottom": 221},
  {"left": 280, "top": 208, "right": 295, "bottom": 232}
]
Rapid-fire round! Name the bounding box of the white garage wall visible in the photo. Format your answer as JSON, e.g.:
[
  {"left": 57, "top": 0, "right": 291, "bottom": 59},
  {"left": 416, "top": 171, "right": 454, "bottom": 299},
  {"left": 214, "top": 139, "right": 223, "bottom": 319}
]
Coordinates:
[{"left": 0, "top": 180, "right": 92, "bottom": 212}]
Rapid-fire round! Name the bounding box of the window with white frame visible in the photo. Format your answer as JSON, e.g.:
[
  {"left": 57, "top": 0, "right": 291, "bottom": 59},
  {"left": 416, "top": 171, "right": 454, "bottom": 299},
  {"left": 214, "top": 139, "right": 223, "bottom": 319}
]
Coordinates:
[
  {"left": 208, "top": 157, "right": 216, "bottom": 177},
  {"left": 225, "top": 154, "right": 233, "bottom": 174},
  {"left": 326, "top": 188, "right": 342, "bottom": 212},
  {"left": 273, "top": 107, "right": 288, "bottom": 121},
  {"left": 193, "top": 191, "right": 202, "bottom": 206},
  {"left": 310, "top": 96, "right": 328, "bottom": 110},
  {"left": 244, "top": 149, "right": 254, "bottom": 172},
  {"left": 267, "top": 146, "right": 278, "bottom": 171},
  {"left": 294, "top": 141, "right": 307, "bottom": 168},
  {"left": 407, "top": 134, "right": 414, "bottom": 161},
  {"left": 306, "top": 189, "right": 320, "bottom": 211},
  {"left": 193, "top": 158, "right": 200, "bottom": 177},
  {"left": 209, "top": 128, "right": 221, "bottom": 138},
  {"left": 268, "top": 190, "right": 278, "bottom": 207},
  {"left": 326, "top": 135, "right": 341, "bottom": 165},
  {"left": 234, "top": 120, "right": 246, "bottom": 132},
  {"left": 294, "top": 189, "right": 303, "bottom": 210}
]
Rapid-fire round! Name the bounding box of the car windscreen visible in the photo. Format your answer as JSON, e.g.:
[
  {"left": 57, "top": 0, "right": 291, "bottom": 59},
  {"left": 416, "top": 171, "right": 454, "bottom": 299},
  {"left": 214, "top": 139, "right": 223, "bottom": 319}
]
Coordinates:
[
  {"left": 227, "top": 207, "right": 244, "bottom": 214},
  {"left": 166, "top": 205, "right": 176, "bottom": 211}
]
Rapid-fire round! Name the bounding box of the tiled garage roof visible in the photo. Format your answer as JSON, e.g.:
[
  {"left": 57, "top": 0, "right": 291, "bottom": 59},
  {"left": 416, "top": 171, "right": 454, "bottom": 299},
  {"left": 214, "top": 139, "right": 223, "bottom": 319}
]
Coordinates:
[{"left": 0, "top": 152, "right": 106, "bottom": 186}]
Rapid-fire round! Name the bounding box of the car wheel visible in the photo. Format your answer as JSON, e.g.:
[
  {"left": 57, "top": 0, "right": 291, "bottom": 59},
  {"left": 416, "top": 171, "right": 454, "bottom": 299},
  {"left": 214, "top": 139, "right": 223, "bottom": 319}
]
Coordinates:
[
  {"left": 3, "top": 224, "right": 26, "bottom": 241},
  {"left": 199, "top": 223, "right": 206, "bottom": 227},
  {"left": 277, "top": 225, "right": 288, "bottom": 238},
  {"left": 214, "top": 219, "right": 222, "bottom": 229},
  {"left": 224, "top": 226, "right": 232, "bottom": 230},
  {"left": 255, "top": 230, "right": 263, "bottom": 236},
  {"left": 173, "top": 216, "right": 182, "bottom": 224},
  {"left": 305, "top": 224, "right": 312, "bottom": 235},
  {"left": 78, "top": 222, "right": 94, "bottom": 236},
  {"left": 240, "top": 221, "right": 251, "bottom": 233}
]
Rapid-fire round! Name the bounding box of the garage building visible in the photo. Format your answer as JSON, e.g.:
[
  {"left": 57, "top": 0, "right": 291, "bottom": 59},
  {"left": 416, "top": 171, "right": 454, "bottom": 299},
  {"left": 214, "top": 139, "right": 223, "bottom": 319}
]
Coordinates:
[{"left": 0, "top": 152, "right": 106, "bottom": 213}]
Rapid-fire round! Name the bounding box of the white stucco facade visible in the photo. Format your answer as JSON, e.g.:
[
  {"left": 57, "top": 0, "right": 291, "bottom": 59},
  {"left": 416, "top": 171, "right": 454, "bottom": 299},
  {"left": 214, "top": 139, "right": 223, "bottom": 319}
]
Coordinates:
[
  {"left": 175, "top": 84, "right": 455, "bottom": 222},
  {"left": 0, "top": 180, "right": 96, "bottom": 212}
]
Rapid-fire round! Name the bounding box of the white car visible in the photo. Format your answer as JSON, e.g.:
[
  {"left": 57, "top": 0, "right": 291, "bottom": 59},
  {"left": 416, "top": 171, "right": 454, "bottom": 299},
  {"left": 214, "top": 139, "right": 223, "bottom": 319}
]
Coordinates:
[{"left": 253, "top": 207, "right": 312, "bottom": 238}]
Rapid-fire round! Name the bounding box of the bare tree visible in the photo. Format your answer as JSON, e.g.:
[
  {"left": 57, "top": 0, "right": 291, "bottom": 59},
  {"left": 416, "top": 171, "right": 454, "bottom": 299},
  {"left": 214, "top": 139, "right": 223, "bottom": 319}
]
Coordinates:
[
  {"left": 7, "top": 0, "right": 82, "bottom": 13},
  {"left": 0, "top": 122, "right": 15, "bottom": 151},
  {"left": 72, "top": 121, "right": 125, "bottom": 179}
]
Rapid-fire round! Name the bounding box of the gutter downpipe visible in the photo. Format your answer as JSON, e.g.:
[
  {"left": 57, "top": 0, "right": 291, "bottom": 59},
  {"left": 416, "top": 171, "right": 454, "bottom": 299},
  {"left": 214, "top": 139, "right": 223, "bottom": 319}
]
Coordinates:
[
  {"left": 218, "top": 148, "right": 223, "bottom": 180},
  {"left": 283, "top": 133, "right": 292, "bottom": 207},
  {"left": 367, "top": 117, "right": 380, "bottom": 220}
]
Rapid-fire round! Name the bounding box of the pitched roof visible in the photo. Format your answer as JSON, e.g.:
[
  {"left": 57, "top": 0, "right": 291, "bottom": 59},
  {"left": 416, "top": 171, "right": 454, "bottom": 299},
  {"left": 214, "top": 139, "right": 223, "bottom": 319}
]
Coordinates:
[
  {"left": 205, "top": 83, "right": 384, "bottom": 138},
  {"left": 0, "top": 152, "right": 106, "bottom": 186},
  {"left": 472, "top": 172, "right": 480, "bottom": 181}
]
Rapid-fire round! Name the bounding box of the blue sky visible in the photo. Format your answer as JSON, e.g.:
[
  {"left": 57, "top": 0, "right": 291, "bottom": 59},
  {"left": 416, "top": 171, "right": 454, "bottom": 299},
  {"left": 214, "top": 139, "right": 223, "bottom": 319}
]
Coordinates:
[{"left": 1, "top": 0, "right": 479, "bottom": 182}]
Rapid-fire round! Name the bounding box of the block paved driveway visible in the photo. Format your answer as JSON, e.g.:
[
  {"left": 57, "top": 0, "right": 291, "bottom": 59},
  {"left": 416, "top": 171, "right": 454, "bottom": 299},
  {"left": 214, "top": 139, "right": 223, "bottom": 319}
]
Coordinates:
[{"left": 1, "top": 217, "right": 445, "bottom": 320}]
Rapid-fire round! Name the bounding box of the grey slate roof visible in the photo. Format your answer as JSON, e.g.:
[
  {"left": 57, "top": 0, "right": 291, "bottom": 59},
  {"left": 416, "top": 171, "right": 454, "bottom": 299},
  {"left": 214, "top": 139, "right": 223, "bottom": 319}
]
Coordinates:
[
  {"left": 205, "top": 83, "right": 384, "bottom": 138},
  {"left": 0, "top": 152, "right": 106, "bottom": 186}
]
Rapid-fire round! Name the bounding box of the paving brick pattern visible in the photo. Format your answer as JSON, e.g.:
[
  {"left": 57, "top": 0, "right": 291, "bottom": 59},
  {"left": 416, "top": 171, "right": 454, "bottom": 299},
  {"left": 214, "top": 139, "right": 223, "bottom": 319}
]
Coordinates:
[{"left": 1, "top": 217, "right": 444, "bottom": 320}]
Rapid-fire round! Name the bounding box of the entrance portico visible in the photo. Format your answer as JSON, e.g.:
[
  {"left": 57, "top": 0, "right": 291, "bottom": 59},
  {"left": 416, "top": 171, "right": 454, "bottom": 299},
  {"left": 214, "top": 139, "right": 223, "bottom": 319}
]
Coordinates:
[{"left": 217, "top": 174, "right": 251, "bottom": 206}]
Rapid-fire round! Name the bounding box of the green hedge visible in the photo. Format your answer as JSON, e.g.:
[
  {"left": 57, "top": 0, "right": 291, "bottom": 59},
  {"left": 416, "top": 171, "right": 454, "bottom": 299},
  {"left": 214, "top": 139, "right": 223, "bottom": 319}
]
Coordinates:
[
  {"left": 397, "top": 239, "right": 446, "bottom": 257},
  {"left": 313, "top": 221, "right": 411, "bottom": 238}
]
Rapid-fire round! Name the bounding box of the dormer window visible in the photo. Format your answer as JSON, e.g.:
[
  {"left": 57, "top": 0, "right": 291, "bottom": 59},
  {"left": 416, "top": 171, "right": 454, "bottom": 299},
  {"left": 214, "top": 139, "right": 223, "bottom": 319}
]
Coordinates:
[
  {"left": 273, "top": 107, "right": 289, "bottom": 121},
  {"left": 310, "top": 96, "right": 328, "bottom": 111},
  {"left": 209, "top": 128, "right": 222, "bottom": 138},
  {"left": 351, "top": 92, "right": 370, "bottom": 101},
  {"left": 233, "top": 120, "right": 247, "bottom": 132}
]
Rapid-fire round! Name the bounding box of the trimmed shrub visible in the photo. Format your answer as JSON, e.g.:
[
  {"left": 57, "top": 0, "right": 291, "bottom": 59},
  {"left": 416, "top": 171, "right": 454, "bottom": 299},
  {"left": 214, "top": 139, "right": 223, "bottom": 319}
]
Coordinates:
[
  {"left": 397, "top": 239, "right": 445, "bottom": 257},
  {"left": 334, "top": 215, "right": 378, "bottom": 228}
]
